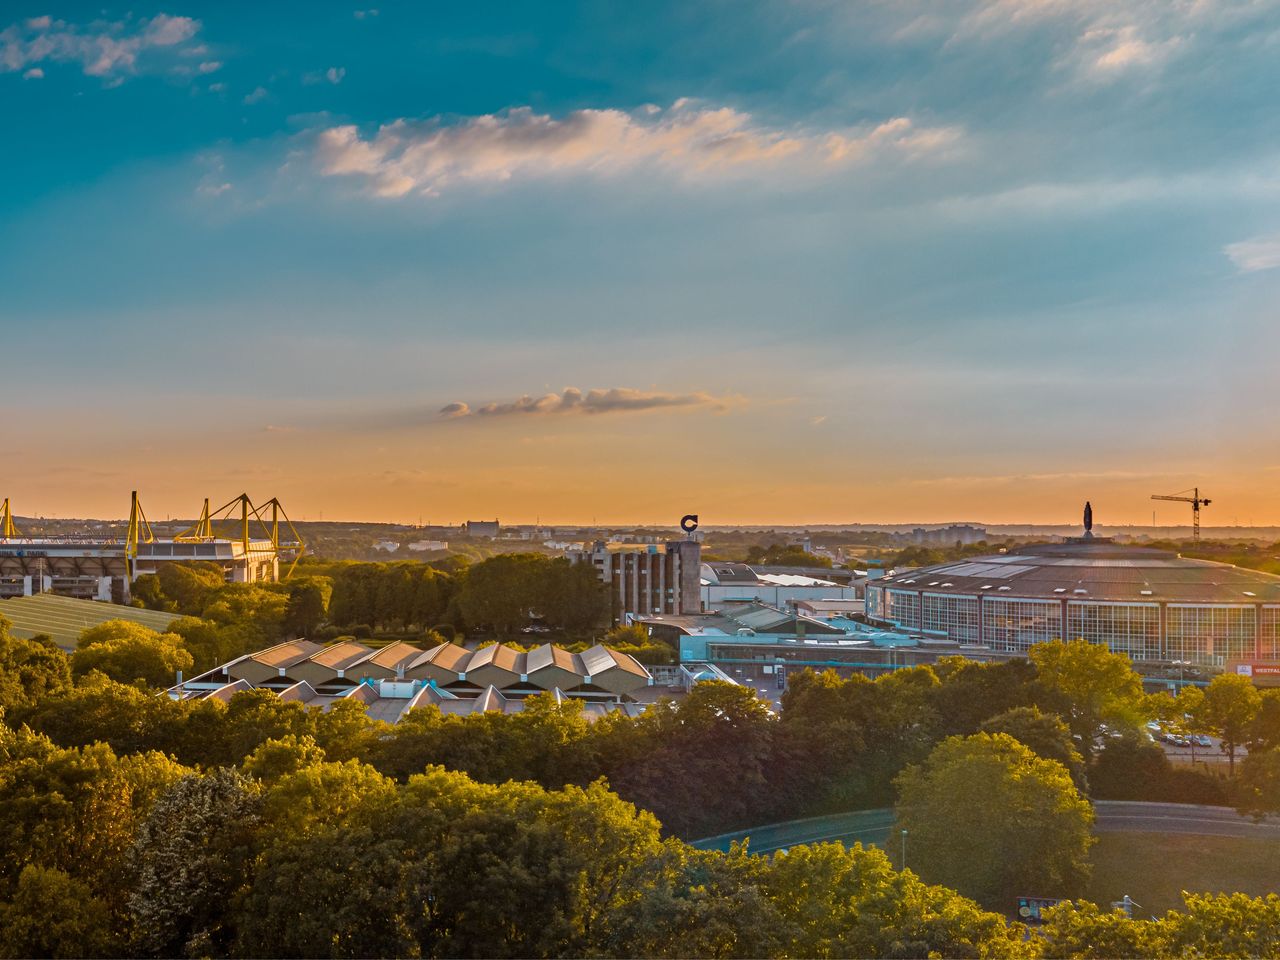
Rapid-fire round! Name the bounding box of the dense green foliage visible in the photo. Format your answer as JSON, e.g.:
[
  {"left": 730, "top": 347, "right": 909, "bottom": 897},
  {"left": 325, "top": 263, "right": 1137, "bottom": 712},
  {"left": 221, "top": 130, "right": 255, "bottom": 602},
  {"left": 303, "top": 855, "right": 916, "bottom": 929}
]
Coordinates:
[
  {"left": 2, "top": 603, "right": 1275, "bottom": 957},
  {"left": 894, "top": 733, "right": 1095, "bottom": 907}
]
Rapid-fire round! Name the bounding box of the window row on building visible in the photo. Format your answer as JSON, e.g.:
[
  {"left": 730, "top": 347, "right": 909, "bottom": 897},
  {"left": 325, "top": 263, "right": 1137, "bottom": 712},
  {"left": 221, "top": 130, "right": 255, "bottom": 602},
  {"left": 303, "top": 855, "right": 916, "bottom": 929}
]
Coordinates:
[{"left": 867, "top": 586, "right": 1280, "bottom": 666}]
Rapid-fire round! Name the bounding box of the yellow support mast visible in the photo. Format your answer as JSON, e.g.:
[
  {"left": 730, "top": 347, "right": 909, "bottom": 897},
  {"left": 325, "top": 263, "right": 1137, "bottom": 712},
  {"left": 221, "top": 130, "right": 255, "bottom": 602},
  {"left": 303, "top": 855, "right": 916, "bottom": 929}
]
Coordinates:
[
  {"left": 124, "top": 491, "right": 155, "bottom": 581},
  {"left": 0, "top": 498, "right": 20, "bottom": 539},
  {"left": 250, "top": 496, "right": 306, "bottom": 579},
  {"left": 174, "top": 498, "right": 213, "bottom": 542}
]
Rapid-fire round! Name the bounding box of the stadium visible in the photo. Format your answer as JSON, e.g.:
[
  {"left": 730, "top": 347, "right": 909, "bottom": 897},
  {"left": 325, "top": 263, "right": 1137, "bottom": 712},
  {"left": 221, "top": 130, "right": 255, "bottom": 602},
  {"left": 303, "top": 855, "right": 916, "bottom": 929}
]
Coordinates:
[
  {"left": 0, "top": 492, "right": 298, "bottom": 603},
  {"left": 866, "top": 519, "right": 1280, "bottom": 669}
]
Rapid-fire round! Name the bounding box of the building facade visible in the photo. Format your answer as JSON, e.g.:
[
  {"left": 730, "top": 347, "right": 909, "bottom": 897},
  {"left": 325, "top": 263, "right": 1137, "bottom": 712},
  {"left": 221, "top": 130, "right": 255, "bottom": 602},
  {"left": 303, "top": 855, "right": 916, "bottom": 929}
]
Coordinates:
[{"left": 569, "top": 539, "right": 702, "bottom": 623}]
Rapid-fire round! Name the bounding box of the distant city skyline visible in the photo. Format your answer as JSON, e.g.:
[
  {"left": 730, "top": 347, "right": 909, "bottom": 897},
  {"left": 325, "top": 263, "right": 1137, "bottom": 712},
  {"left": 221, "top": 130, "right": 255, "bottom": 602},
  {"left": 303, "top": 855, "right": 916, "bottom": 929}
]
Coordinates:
[{"left": 6, "top": 2, "right": 1280, "bottom": 524}]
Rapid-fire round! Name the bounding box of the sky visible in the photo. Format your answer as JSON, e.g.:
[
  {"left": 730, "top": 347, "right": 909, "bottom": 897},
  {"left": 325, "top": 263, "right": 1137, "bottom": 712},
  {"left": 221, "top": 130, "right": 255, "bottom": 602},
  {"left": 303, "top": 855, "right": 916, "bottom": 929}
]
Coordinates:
[{"left": 5, "top": 1, "right": 1280, "bottom": 527}]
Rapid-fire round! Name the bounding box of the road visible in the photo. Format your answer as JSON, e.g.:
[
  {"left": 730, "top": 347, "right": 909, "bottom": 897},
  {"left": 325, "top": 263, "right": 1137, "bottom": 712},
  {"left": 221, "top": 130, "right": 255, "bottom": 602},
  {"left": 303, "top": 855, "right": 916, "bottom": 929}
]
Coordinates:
[{"left": 691, "top": 801, "right": 1280, "bottom": 854}]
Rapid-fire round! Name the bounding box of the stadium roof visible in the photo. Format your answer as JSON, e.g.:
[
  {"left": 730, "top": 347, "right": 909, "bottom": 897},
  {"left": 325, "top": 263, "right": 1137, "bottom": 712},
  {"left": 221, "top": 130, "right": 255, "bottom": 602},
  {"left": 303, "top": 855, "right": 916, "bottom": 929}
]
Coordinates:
[{"left": 0, "top": 593, "right": 183, "bottom": 648}]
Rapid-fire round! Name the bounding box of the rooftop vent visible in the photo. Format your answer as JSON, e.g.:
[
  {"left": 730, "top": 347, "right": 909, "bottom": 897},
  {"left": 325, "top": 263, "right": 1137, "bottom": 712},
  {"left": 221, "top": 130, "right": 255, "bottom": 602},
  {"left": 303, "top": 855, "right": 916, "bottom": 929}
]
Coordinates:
[
  {"left": 1053, "top": 588, "right": 1066, "bottom": 594},
  {"left": 1140, "top": 590, "right": 1153, "bottom": 596}
]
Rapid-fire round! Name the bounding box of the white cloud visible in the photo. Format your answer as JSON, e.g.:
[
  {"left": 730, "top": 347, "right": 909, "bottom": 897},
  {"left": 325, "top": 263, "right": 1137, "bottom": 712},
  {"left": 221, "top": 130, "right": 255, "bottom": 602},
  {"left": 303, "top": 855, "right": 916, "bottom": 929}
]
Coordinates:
[
  {"left": 304, "top": 66, "right": 347, "bottom": 85},
  {"left": 197, "top": 60, "right": 221, "bottom": 74},
  {"left": 21, "top": 66, "right": 41, "bottom": 79},
  {"left": 314, "top": 99, "right": 961, "bottom": 198},
  {"left": 0, "top": 12, "right": 202, "bottom": 79},
  {"left": 1225, "top": 235, "right": 1280, "bottom": 273},
  {"left": 439, "top": 386, "right": 739, "bottom": 420},
  {"left": 243, "top": 85, "right": 268, "bottom": 104},
  {"left": 353, "top": 9, "right": 379, "bottom": 19}
]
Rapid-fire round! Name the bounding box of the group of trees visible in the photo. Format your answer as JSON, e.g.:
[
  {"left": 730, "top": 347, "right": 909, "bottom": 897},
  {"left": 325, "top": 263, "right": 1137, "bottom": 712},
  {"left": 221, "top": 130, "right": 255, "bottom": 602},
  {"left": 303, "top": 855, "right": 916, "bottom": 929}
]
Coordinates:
[
  {"left": 12, "top": 601, "right": 1280, "bottom": 957},
  {"left": 136, "top": 555, "right": 614, "bottom": 655}
]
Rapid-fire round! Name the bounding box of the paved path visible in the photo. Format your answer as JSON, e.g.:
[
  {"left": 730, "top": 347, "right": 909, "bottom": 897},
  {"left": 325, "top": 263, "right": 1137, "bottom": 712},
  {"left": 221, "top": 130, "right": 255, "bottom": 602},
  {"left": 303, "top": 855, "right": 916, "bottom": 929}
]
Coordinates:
[{"left": 692, "top": 802, "right": 1280, "bottom": 854}]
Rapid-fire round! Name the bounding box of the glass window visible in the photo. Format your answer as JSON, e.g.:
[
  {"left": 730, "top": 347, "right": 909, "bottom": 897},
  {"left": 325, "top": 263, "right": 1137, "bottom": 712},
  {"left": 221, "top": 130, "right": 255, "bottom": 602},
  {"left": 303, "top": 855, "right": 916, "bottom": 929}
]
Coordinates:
[
  {"left": 1165, "top": 605, "right": 1256, "bottom": 667},
  {"left": 1067, "top": 601, "right": 1160, "bottom": 661},
  {"left": 921, "top": 593, "right": 979, "bottom": 642},
  {"left": 982, "top": 597, "right": 1061, "bottom": 652},
  {"left": 885, "top": 589, "right": 920, "bottom": 630}
]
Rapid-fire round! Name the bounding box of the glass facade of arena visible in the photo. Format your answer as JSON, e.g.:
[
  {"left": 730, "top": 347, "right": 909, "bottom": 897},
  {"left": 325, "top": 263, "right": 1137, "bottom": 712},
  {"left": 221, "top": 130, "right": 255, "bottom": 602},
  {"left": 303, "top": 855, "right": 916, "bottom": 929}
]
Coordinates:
[
  {"left": 920, "top": 593, "right": 980, "bottom": 642},
  {"left": 1164, "top": 604, "right": 1256, "bottom": 667},
  {"left": 883, "top": 589, "right": 920, "bottom": 630},
  {"left": 982, "top": 597, "right": 1062, "bottom": 653},
  {"left": 867, "top": 585, "right": 1277, "bottom": 666},
  {"left": 1261, "top": 607, "right": 1280, "bottom": 661},
  {"left": 1067, "top": 601, "right": 1160, "bottom": 661}
]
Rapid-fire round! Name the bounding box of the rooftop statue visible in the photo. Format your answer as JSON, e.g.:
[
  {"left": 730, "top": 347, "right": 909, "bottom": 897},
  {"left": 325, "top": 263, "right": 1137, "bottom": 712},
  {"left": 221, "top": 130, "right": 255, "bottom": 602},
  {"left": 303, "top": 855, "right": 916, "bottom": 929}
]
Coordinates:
[{"left": 1084, "top": 501, "right": 1093, "bottom": 533}]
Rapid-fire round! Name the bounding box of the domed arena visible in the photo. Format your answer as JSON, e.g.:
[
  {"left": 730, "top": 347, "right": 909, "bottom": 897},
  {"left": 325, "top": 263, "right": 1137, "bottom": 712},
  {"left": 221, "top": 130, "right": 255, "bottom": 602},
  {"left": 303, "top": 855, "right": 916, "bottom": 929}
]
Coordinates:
[{"left": 865, "top": 515, "right": 1280, "bottom": 668}]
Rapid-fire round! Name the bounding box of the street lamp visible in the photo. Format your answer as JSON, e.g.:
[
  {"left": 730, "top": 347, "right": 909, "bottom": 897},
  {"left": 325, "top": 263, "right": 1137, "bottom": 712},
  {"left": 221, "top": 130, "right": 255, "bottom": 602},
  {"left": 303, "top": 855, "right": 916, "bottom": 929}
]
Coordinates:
[{"left": 900, "top": 828, "right": 908, "bottom": 872}]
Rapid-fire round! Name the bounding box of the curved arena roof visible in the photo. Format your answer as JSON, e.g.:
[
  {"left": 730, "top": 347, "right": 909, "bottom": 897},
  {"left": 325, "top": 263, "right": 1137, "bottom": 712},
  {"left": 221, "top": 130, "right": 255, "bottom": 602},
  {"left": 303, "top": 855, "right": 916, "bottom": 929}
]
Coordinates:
[{"left": 877, "top": 539, "right": 1280, "bottom": 605}]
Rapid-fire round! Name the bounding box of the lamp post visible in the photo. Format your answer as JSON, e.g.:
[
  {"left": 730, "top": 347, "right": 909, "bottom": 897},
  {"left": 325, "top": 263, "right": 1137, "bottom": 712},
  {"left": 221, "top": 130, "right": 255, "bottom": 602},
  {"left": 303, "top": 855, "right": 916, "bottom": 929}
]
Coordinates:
[{"left": 900, "top": 828, "right": 908, "bottom": 872}]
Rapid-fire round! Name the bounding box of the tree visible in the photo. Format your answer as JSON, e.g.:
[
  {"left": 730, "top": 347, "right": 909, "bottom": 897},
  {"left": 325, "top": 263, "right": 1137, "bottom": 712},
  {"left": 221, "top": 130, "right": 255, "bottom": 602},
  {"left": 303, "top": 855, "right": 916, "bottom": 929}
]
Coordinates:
[
  {"left": 0, "top": 865, "right": 114, "bottom": 959},
  {"left": 73, "top": 620, "right": 193, "bottom": 688},
  {"left": 929, "top": 656, "right": 1038, "bottom": 737},
  {"left": 1247, "top": 689, "right": 1280, "bottom": 754},
  {"left": 283, "top": 579, "right": 331, "bottom": 638},
  {"left": 1237, "top": 747, "right": 1280, "bottom": 819},
  {"left": 598, "top": 842, "right": 783, "bottom": 958},
  {"left": 1196, "top": 673, "right": 1262, "bottom": 775},
  {"left": 893, "top": 733, "right": 1095, "bottom": 908},
  {"left": 1037, "top": 900, "right": 1164, "bottom": 959},
  {"left": 603, "top": 682, "right": 776, "bottom": 838},
  {"left": 1029, "top": 639, "right": 1147, "bottom": 760},
  {"left": 762, "top": 841, "right": 1024, "bottom": 959},
  {"left": 129, "top": 769, "right": 263, "bottom": 957},
  {"left": 980, "top": 705, "right": 1088, "bottom": 790},
  {"left": 1161, "top": 892, "right": 1280, "bottom": 958},
  {"left": 0, "top": 617, "right": 72, "bottom": 714}
]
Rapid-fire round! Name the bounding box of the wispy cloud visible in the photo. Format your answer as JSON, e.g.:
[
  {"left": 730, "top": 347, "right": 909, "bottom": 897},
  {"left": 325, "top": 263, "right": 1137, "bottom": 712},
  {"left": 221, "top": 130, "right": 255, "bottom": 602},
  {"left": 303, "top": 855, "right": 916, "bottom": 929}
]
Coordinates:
[
  {"left": 0, "top": 12, "right": 202, "bottom": 79},
  {"left": 304, "top": 66, "right": 346, "bottom": 85},
  {"left": 1225, "top": 234, "right": 1280, "bottom": 273},
  {"left": 313, "top": 99, "right": 961, "bottom": 198},
  {"left": 439, "top": 386, "right": 739, "bottom": 420}
]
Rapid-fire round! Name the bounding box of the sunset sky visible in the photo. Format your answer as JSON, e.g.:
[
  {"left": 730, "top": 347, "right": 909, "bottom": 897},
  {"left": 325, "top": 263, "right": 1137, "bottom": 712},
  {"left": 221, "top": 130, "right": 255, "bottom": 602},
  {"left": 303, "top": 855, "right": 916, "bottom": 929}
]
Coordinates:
[{"left": 5, "top": 1, "right": 1280, "bottom": 526}]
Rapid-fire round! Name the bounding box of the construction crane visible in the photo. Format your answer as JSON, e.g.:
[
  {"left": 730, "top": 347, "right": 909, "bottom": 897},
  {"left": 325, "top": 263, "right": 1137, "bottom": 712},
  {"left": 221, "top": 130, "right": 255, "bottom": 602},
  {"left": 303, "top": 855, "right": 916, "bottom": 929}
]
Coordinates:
[{"left": 1151, "top": 488, "right": 1211, "bottom": 541}]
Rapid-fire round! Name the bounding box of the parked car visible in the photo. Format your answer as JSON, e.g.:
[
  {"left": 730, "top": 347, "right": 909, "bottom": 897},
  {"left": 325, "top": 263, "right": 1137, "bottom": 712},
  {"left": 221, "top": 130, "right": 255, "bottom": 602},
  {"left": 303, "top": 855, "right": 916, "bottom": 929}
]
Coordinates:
[
  {"left": 1168, "top": 734, "right": 1191, "bottom": 748},
  {"left": 1194, "top": 734, "right": 1212, "bottom": 748}
]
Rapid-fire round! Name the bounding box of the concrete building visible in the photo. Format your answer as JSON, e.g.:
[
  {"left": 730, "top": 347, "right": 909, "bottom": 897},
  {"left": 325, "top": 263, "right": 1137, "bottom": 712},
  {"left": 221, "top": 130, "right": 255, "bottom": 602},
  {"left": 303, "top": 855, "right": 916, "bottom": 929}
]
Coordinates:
[
  {"left": 569, "top": 539, "right": 702, "bottom": 623},
  {"left": 700, "top": 561, "right": 854, "bottom": 611},
  {"left": 464, "top": 520, "right": 500, "bottom": 539}
]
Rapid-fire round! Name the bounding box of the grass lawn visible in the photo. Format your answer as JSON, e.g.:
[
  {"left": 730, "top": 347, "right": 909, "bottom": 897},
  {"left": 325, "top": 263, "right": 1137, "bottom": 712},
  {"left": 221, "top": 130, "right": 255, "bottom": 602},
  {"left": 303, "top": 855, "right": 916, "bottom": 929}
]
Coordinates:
[{"left": 1081, "top": 833, "right": 1280, "bottom": 917}]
